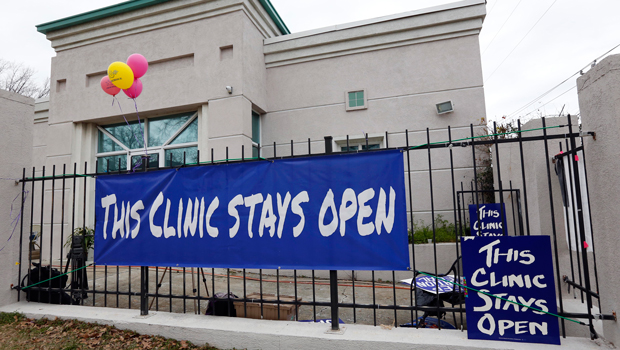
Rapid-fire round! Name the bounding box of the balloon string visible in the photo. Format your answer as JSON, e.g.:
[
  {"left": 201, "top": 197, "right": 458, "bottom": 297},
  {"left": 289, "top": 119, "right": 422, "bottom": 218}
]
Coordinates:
[
  {"left": 132, "top": 98, "right": 149, "bottom": 170},
  {"left": 0, "top": 190, "right": 29, "bottom": 253},
  {"left": 112, "top": 96, "right": 147, "bottom": 172}
]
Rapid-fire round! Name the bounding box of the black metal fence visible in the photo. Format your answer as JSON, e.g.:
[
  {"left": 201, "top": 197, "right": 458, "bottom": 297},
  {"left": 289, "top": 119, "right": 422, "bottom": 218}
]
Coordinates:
[{"left": 14, "top": 116, "right": 612, "bottom": 338}]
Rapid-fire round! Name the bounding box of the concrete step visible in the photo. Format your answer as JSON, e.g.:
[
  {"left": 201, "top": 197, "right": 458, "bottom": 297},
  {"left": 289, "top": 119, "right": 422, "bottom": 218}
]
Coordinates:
[{"left": 0, "top": 301, "right": 613, "bottom": 350}]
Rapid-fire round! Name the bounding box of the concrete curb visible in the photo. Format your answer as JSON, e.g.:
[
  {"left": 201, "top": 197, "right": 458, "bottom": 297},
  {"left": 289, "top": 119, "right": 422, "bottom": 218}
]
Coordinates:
[{"left": 0, "top": 301, "right": 610, "bottom": 350}]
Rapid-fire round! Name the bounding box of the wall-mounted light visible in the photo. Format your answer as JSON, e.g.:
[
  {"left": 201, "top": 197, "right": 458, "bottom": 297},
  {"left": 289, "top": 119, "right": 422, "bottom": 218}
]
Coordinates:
[
  {"left": 436, "top": 101, "right": 454, "bottom": 115},
  {"left": 226, "top": 86, "right": 233, "bottom": 94}
]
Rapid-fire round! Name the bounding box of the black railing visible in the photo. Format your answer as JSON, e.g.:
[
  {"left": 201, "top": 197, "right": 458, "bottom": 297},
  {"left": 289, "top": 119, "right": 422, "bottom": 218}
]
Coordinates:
[{"left": 14, "top": 118, "right": 608, "bottom": 338}]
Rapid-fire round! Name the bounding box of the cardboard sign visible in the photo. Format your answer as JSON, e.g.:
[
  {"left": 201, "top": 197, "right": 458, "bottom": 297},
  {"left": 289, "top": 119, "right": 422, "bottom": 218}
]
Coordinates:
[
  {"left": 461, "top": 236, "right": 560, "bottom": 345},
  {"left": 469, "top": 204, "right": 507, "bottom": 236},
  {"left": 94, "top": 150, "right": 409, "bottom": 270},
  {"left": 400, "top": 275, "right": 462, "bottom": 294}
]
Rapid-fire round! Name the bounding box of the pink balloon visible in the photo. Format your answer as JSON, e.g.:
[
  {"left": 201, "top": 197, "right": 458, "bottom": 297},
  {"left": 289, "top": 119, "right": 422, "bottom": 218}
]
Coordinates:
[
  {"left": 100, "top": 76, "right": 120, "bottom": 96},
  {"left": 127, "top": 54, "right": 148, "bottom": 79},
  {"left": 123, "top": 78, "right": 143, "bottom": 99}
]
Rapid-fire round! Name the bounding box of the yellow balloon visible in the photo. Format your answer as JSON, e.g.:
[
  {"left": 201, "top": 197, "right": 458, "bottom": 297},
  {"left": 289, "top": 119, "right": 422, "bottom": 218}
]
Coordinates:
[{"left": 107, "top": 61, "right": 134, "bottom": 90}]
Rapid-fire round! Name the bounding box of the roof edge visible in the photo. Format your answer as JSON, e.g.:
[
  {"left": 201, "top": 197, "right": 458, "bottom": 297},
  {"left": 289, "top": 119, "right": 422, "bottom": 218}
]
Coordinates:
[
  {"left": 36, "top": 0, "right": 290, "bottom": 35},
  {"left": 257, "top": 0, "right": 290, "bottom": 35},
  {"left": 265, "top": 0, "right": 484, "bottom": 45},
  {"left": 36, "top": 0, "right": 172, "bottom": 34}
]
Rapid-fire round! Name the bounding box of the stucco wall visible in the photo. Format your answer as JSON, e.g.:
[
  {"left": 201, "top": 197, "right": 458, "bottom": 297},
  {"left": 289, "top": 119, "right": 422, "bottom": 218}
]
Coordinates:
[
  {"left": 0, "top": 89, "right": 34, "bottom": 306},
  {"left": 40, "top": 0, "right": 282, "bottom": 179},
  {"left": 262, "top": 2, "right": 486, "bottom": 224},
  {"left": 39, "top": 0, "right": 486, "bottom": 162},
  {"left": 48, "top": 11, "right": 246, "bottom": 125},
  {"left": 28, "top": 0, "right": 487, "bottom": 284},
  {"left": 577, "top": 54, "right": 620, "bottom": 345},
  {"left": 264, "top": 36, "right": 484, "bottom": 141}
]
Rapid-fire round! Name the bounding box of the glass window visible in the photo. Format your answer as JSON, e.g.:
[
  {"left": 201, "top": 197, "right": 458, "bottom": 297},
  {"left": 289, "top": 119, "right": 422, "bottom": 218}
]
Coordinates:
[
  {"left": 252, "top": 111, "right": 260, "bottom": 158},
  {"left": 165, "top": 147, "right": 198, "bottom": 167},
  {"left": 362, "top": 144, "right": 380, "bottom": 150},
  {"left": 98, "top": 130, "right": 125, "bottom": 153},
  {"left": 101, "top": 121, "right": 144, "bottom": 150},
  {"left": 348, "top": 91, "right": 364, "bottom": 108},
  {"left": 341, "top": 144, "right": 379, "bottom": 152},
  {"left": 341, "top": 145, "right": 359, "bottom": 152},
  {"left": 346, "top": 90, "right": 367, "bottom": 111},
  {"left": 252, "top": 111, "right": 260, "bottom": 144},
  {"left": 348, "top": 92, "right": 357, "bottom": 108},
  {"left": 338, "top": 137, "right": 382, "bottom": 152},
  {"left": 97, "top": 112, "right": 199, "bottom": 171},
  {"left": 131, "top": 154, "right": 159, "bottom": 169},
  {"left": 170, "top": 118, "right": 198, "bottom": 145},
  {"left": 148, "top": 113, "right": 193, "bottom": 147},
  {"left": 97, "top": 155, "right": 127, "bottom": 173}
]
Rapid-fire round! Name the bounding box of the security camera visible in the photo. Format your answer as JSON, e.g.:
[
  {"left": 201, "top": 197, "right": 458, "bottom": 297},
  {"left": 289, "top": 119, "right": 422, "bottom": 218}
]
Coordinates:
[{"left": 226, "top": 86, "right": 233, "bottom": 94}]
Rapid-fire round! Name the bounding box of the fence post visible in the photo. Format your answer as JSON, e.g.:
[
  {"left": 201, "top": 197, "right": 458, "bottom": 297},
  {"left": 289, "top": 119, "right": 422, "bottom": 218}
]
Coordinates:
[
  {"left": 324, "top": 136, "right": 340, "bottom": 331},
  {"left": 140, "top": 266, "right": 148, "bottom": 315},
  {"left": 566, "top": 116, "right": 597, "bottom": 339}
]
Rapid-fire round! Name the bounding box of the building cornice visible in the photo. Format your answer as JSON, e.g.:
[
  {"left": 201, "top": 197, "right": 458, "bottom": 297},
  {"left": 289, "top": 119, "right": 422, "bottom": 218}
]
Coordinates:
[
  {"left": 36, "top": 0, "right": 289, "bottom": 35},
  {"left": 264, "top": 0, "right": 486, "bottom": 68},
  {"left": 41, "top": 0, "right": 281, "bottom": 52}
]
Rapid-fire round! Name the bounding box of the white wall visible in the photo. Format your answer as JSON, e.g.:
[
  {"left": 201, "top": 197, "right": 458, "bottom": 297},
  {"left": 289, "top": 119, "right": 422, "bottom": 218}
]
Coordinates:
[
  {"left": 0, "top": 89, "right": 34, "bottom": 306},
  {"left": 577, "top": 54, "right": 620, "bottom": 344}
]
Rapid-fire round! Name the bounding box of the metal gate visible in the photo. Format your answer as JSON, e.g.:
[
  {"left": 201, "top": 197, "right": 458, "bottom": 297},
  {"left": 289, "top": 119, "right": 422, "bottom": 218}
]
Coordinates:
[{"left": 14, "top": 116, "right": 614, "bottom": 338}]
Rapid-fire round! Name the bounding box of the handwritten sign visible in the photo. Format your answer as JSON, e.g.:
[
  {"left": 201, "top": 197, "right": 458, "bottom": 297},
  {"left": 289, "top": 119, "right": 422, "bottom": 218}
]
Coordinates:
[
  {"left": 461, "top": 236, "right": 560, "bottom": 345},
  {"left": 400, "top": 275, "right": 462, "bottom": 294},
  {"left": 469, "top": 204, "right": 507, "bottom": 236}
]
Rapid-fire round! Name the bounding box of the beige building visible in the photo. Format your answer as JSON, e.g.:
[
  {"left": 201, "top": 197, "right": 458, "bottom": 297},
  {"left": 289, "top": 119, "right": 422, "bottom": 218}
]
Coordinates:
[{"left": 33, "top": 0, "right": 487, "bottom": 229}]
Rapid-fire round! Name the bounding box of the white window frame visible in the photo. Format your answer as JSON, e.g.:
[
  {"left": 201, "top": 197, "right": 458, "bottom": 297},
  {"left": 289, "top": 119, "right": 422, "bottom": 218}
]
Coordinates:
[
  {"left": 96, "top": 112, "right": 199, "bottom": 171},
  {"left": 333, "top": 134, "right": 384, "bottom": 152},
  {"left": 345, "top": 89, "right": 368, "bottom": 111}
]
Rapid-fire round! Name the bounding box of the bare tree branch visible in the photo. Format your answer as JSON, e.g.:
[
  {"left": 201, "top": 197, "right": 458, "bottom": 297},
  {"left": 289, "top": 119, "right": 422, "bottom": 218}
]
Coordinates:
[
  {"left": 35, "top": 78, "right": 50, "bottom": 99},
  {"left": 0, "top": 59, "right": 10, "bottom": 76},
  {"left": 0, "top": 58, "right": 50, "bottom": 99}
]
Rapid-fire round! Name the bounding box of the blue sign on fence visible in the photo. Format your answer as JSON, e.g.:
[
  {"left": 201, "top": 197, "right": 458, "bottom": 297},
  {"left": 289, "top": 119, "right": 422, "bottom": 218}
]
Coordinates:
[
  {"left": 400, "top": 275, "right": 462, "bottom": 294},
  {"left": 94, "top": 150, "right": 409, "bottom": 271},
  {"left": 461, "top": 236, "right": 560, "bottom": 345},
  {"left": 469, "top": 203, "right": 507, "bottom": 236}
]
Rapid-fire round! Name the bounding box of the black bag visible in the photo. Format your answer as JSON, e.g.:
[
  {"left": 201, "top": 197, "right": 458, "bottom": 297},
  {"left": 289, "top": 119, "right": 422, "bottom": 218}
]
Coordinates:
[
  {"left": 21, "top": 263, "right": 75, "bottom": 305},
  {"left": 205, "top": 292, "right": 238, "bottom": 317}
]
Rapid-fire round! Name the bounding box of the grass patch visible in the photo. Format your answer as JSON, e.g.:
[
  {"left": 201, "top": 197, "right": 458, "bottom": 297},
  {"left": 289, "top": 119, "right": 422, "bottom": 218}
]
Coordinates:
[
  {"left": 409, "top": 215, "right": 468, "bottom": 244},
  {"left": 0, "top": 312, "right": 24, "bottom": 325},
  {"left": 0, "top": 312, "right": 223, "bottom": 350}
]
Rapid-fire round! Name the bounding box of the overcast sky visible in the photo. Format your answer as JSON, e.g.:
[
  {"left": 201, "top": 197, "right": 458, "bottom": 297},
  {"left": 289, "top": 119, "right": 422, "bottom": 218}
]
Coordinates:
[{"left": 3, "top": 0, "right": 620, "bottom": 123}]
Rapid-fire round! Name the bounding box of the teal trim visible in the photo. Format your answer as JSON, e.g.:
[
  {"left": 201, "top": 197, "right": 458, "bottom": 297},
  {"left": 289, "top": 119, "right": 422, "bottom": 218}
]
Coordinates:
[
  {"left": 257, "top": 0, "right": 290, "bottom": 35},
  {"left": 36, "top": 0, "right": 172, "bottom": 34},
  {"left": 36, "top": 0, "right": 290, "bottom": 35}
]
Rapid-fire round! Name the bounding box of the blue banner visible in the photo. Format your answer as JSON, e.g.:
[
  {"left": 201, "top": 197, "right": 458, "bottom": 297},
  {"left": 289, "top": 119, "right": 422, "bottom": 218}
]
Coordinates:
[
  {"left": 461, "top": 236, "right": 560, "bottom": 345},
  {"left": 469, "top": 203, "right": 508, "bottom": 236},
  {"left": 94, "top": 150, "right": 409, "bottom": 270}
]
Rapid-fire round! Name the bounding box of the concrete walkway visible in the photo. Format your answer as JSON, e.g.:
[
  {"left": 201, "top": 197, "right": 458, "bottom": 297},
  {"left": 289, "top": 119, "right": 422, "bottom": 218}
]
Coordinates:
[
  {"left": 0, "top": 301, "right": 612, "bottom": 350},
  {"left": 44, "top": 264, "right": 465, "bottom": 328}
]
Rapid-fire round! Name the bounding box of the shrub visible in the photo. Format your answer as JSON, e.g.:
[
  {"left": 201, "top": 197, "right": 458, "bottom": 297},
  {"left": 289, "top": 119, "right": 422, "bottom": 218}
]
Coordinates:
[{"left": 408, "top": 215, "right": 468, "bottom": 244}]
